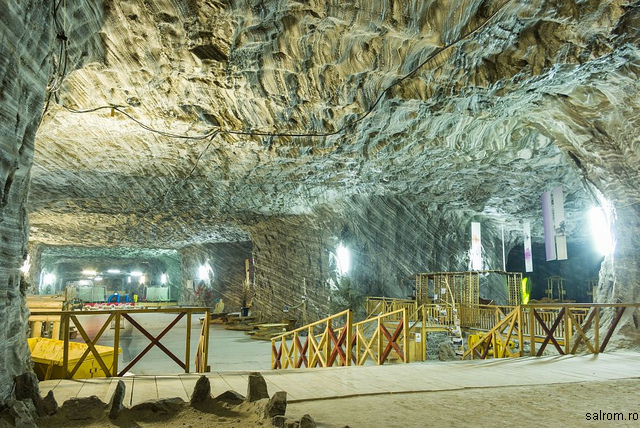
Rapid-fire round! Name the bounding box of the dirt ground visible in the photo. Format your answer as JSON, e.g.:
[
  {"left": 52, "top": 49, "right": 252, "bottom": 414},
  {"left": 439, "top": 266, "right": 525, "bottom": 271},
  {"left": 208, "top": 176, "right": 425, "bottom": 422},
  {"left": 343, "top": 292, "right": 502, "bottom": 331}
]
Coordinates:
[
  {"left": 287, "top": 378, "right": 640, "bottom": 427},
  {"left": 36, "top": 378, "right": 640, "bottom": 427}
]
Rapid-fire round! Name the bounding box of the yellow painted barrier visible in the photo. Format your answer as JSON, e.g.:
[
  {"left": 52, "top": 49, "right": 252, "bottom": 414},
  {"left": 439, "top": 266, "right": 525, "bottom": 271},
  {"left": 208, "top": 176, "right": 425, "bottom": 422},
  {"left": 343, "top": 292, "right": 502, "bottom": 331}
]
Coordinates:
[{"left": 28, "top": 337, "right": 120, "bottom": 381}]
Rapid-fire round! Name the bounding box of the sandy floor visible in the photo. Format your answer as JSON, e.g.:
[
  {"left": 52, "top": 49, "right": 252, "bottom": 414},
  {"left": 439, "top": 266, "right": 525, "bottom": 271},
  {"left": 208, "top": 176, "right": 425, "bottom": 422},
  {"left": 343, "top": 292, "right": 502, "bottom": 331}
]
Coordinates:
[
  {"left": 37, "top": 378, "right": 640, "bottom": 427},
  {"left": 287, "top": 378, "right": 640, "bottom": 427}
]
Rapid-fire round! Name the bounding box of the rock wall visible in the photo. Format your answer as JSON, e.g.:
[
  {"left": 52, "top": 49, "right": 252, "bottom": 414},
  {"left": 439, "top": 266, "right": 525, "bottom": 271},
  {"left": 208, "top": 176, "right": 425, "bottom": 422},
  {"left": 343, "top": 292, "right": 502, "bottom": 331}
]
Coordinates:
[
  {"left": 599, "top": 205, "right": 640, "bottom": 347},
  {"left": 179, "top": 242, "right": 252, "bottom": 308},
  {"left": 249, "top": 214, "right": 335, "bottom": 324},
  {"left": 0, "top": 0, "right": 53, "bottom": 403},
  {"left": 249, "top": 195, "right": 515, "bottom": 323},
  {"left": 0, "top": 0, "right": 104, "bottom": 402}
]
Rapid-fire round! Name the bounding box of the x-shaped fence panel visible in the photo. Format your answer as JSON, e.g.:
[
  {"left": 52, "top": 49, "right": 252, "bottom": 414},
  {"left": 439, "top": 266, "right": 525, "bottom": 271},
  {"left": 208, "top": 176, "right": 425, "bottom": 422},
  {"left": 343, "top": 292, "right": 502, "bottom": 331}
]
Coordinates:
[
  {"left": 272, "top": 309, "right": 352, "bottom": 369},
  {"left": 31, "top": 307, "right": 210, "bottom": 379},
  {"left": 464, "top": 304, "right": 639, "bottom": 360}
]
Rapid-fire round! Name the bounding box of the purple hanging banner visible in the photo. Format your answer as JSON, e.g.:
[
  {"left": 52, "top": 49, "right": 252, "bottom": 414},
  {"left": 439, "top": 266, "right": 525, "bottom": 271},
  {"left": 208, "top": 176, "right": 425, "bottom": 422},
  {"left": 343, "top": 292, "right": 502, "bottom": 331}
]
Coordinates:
[
  {"left": 523, "top": 221, "right": 533, "bottom": 272},
  {"left": 553, "top": 186, "right": 568, "bottom": 260},
  {"left": 542, "top": 191, "right": 556, "bottom": 261}
]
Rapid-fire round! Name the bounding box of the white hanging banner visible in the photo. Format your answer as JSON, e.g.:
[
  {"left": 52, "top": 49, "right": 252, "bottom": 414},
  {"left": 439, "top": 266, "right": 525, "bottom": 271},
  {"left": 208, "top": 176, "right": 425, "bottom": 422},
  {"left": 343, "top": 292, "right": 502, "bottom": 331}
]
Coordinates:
[
  {"left": 541, "top": 191, "right": 556, "bottom": 261},
  {"left": 523, "top": 221, "right": 533, "bottom": 272},
  {"left": 470, "top": 222, "right": 482, "bottom": 271},
  {"left": 552, "top": 186, "right": 568, "bottom": 260}
]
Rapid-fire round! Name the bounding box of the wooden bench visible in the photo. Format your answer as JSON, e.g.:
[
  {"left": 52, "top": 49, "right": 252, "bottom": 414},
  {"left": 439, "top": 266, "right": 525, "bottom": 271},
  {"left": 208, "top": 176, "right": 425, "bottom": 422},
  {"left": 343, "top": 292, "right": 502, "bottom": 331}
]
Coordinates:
[{"left": 27, "top": 296, "right": 66, "bottom": 339}]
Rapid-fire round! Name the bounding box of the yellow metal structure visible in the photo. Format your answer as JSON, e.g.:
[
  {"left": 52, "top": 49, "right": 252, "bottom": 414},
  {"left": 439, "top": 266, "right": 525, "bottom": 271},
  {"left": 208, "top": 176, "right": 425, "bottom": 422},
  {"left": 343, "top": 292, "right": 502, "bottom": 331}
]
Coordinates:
[{"left": 28, "top": 337, "right": 119, "bottom": 381}]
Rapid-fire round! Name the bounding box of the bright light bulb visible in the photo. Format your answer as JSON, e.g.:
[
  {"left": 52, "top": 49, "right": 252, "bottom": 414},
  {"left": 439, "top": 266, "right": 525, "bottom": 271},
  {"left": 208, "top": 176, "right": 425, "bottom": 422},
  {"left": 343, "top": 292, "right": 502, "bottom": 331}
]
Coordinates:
[
  {"left": 107, "top": 269, "right": 120, "bottom": 274},
  {"left": 337, "top": 243, "right": 350, "bottom": 275},
  {"left": 82, "top": 270, "right": 97, "bottom": 276},
  {"left": 20, "top": 256, "right": 31, "bottom": 274},
  {"left": 198, "top": 265, "right": 209, "bottom": 281},
  {"left": 161, "top": 273, "right": 167, "bottom": 284},
  {"left": 589, "top": 207, "right": 614, "bottom": 256},
  {"left": 130, "top": 271, "right": 143, "bottom": 277},
  {"left": 43, "top": 273, "right": 55, "bottom": 286}
]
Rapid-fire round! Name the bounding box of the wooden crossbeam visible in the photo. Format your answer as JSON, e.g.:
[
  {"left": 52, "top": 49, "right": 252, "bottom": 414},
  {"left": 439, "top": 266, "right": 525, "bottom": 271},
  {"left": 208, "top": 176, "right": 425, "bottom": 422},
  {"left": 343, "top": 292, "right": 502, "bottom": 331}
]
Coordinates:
[
  {"left": 568, "top": 309, "right": 596, "bottom": 354},
  {"left": 68, "top": 314, "right": 115, "bottom": 378},
  {"left": 481, "top": 335, "right": 492, "bottom": 359},
  {"left": 272, "top": 341, "right": 282, "bottom": 369},
  {"left": 349, "top": 334, "right": 358, "bottom": 364},
  {"left": 494, "top": 314, "right": 517, "bottom": 358},
  {"left": 534, "top": 308, "right": 565, "bottom": 356},
  {"left": 118, "top": 312, "right": 186, "bottom": 376},
  {"left": 295, "top": 335, "right": 309, "bottom": 368},
  {"left": 328, "top": 327, "right": 348, "bottom": 365},
  {"left": 600, "top": 307, "right": 626, "bottom": 352},
  {"left": 379, "top": 320, "right": 404, "bottom": 364},
  {"left": 309, "top": 331, "right": 327, "bottom": 367},
  {"left": 284, "top": 340, "right": 295, "bottom": 368}
]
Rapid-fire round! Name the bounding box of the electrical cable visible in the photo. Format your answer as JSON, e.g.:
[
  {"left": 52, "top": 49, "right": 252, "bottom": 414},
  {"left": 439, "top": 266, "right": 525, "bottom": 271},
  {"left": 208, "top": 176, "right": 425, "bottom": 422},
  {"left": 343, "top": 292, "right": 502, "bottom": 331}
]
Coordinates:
[
  {"left": 47, "top": 0, "right": 515, "bottom": 243},
  {"left": 42, "top": 0, "right": 70, "bottom": 121},
  {"left": 56, "top": 0, "right": 514, "bottom": 141}
]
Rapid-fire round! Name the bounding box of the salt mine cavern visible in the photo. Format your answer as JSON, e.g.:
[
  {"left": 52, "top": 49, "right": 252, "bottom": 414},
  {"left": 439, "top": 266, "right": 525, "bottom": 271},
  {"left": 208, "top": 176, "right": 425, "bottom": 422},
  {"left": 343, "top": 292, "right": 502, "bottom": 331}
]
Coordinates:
[{"left": 1, "top": 0, "right": 640, "bottom": 426}]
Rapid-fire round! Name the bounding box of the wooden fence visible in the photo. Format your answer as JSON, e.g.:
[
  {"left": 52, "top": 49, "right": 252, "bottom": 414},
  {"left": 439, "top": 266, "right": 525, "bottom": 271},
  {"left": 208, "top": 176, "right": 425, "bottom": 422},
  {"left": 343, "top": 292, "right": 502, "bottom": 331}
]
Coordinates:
[
  {"left": 463, "top": 303, "right": 640, "bottom": 360},
  {"left": 365, "top": 297, "right": 416, "bottom": 319},
  {"left": 28, "top": 307, "right": 210, "bottom": 378},
  {"left": 271, "top": 309, "right": 353, "bottom": 369},
  {"left": 352, "top": 308, "right": 409, "bottom": 365}
]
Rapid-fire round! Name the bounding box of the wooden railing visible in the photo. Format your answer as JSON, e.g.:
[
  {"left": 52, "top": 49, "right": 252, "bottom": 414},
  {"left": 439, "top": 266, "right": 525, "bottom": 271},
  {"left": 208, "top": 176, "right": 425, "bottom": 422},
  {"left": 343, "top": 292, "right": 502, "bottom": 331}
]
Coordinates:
[
  {"left": 28, "top": 307, "right": 210, "bottom": 378},
  {"left": 352, "top": 308, "right": 410, "bottom": 365},
  {"left": 271, "top": 309, "right": 353, "bottom": 369},
  {"left": 463, "top": 303, "right": 640, "bottom": 360},
  {"left": 464, "top": 307, "right": 524, "bottom": 359},
  {"left": 365, "top": 297, "right": 417, "bottom": 319}
]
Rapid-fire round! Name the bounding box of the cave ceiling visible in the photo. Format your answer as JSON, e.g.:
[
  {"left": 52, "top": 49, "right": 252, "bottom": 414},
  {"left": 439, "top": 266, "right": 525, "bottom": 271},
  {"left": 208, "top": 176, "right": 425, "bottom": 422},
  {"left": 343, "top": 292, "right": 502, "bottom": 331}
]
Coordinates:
[{"left": 27, "top": 0, "right": 640, "bottom": 250}]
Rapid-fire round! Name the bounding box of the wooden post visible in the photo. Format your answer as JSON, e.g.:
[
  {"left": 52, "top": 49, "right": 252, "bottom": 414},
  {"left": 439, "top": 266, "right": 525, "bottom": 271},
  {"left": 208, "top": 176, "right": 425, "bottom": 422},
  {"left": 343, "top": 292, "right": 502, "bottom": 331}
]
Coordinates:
[
  {"left": 307, "top": 325, "right": 314, "bottom": 366},
  {"left": 594, "top": 307, "right": 600, "bottom": 353},
  {"left": 529, "top": 307, "right": 535, "bottom": 357},
  {"left": 62, "top": 313, "right": 70, "bottom": 378},
  {"left": 32, "top": 321, "right": 43, "bottom": 338},
  {"left": 345, "top": 310, "right": 353, "bottom": 366},
  {"left": 113, "top": 312, "right": 120, "bottom": 377},
  {"left": 402, "top": 308, "right": 409, "bottom": 363},
  {"left": 203, "top": 308, "right": 210, "bottom": 371},
  {"left": 185, "top": 312, "right": 192, "bottom": 373},
  {"left": 421, "top": 305, "right": 427, "bottom": 361},
  {"left": 324, "top": 320, "right": 331, "bottom": 368},
  {"left": 517, "top": 306, "right": 524, "bottom": 357},
  {"left": 377, "top": 318, "right": 383, "bottom": 365},
  {"left": 564, "top": 306, "right": 570, "bottom": 355}
]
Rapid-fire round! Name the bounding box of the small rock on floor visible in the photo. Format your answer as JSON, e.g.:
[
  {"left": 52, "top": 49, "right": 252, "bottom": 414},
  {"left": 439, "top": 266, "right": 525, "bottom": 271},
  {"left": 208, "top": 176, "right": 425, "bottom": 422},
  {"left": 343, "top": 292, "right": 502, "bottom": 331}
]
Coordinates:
[
  {"left": 190, "top": 375, "right": 211, "bottom": 405},
  {"left": 108, "top": 380, "right": 126, "bottom": 419},
  {"left": 246, "top": 372, "right": 269, "bottom": 402},
  {"left": 299, "top": 413, "right": 316, "bottom": 428}
]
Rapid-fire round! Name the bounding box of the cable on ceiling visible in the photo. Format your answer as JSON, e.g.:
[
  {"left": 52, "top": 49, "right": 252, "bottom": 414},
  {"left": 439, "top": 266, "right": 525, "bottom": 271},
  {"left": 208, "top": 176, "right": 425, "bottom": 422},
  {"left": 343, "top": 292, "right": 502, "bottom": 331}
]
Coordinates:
[
  {"left": 48, "top": 0, "right": 515, "bottom": 243},
  {"left": 58, "top": 0, "right": 514, "bottom": 141}
]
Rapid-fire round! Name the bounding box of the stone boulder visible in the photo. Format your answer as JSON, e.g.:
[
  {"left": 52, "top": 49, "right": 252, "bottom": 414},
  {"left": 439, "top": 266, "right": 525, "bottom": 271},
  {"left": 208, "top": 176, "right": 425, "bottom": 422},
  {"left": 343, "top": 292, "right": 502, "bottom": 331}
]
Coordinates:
[{"left": 246, "top": 372, "right": 269, "bottom": 403}]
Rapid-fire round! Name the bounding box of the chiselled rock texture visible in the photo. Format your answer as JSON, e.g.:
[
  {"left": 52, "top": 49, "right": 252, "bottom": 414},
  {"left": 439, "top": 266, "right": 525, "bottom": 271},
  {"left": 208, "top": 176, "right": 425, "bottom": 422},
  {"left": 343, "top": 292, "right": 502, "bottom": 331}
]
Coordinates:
[
  {"left": 0, "top": 0, "right": 103, "bottom": 402},
  {"left": 30, "top": 0, "right": 618, "bottom": 249},
  {"left": 1, "top": 0, "right": 639, "bottom": 393},
  {"left": 179, "top": 242, "right": 252, "bottom": 307},
  {"left": 0, "top": 0, "right": 53, "bottom": 403}
]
